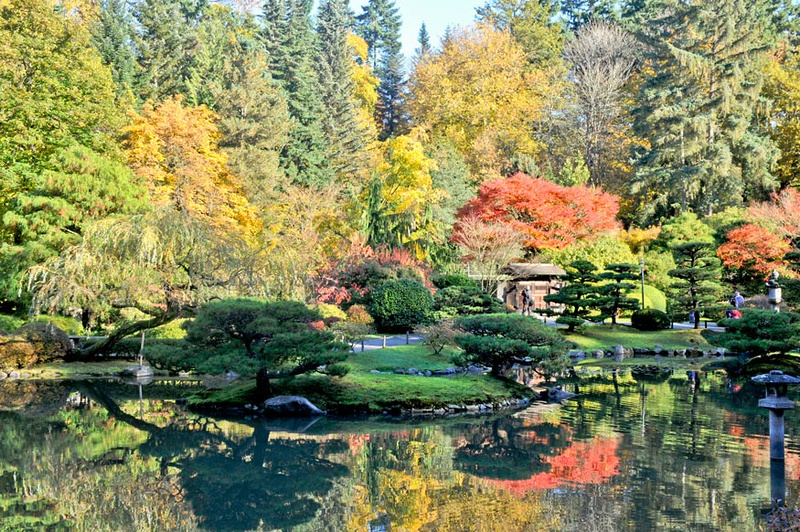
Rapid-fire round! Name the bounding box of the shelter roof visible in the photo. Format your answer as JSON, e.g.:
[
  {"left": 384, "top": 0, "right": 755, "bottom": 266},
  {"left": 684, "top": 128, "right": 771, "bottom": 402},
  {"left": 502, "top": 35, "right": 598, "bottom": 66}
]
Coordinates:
[{"left": 502, "top": 263, "right": 566, "bottom": 279}]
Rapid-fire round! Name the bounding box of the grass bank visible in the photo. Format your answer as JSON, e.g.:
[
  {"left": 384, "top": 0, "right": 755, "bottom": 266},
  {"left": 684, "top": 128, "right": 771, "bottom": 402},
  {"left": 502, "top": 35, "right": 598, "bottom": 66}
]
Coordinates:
[
  {"left": 189, "top": 343, "right": 533, "bottom": 414},
  {"left": 564, "top": 324, "right": 712, "bottom": 351}
]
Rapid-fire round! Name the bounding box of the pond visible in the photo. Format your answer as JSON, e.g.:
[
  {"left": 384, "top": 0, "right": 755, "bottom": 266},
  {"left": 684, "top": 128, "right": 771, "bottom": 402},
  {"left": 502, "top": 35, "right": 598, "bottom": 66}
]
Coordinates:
[{"left": 0, "top": 370, "right": 797, "bottom": 531}]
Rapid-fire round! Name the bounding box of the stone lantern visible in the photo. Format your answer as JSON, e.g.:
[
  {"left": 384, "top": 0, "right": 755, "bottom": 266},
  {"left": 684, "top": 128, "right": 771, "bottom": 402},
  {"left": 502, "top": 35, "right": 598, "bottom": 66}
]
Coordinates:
[{"left": 752, "top": 370, "right": 800, "bottom": 508}]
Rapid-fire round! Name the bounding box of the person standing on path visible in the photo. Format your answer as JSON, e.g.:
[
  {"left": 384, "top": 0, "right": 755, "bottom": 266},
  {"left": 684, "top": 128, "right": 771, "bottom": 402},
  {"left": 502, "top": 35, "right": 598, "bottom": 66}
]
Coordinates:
[{"left": 733, "top": 291, "right": 744, "bottom": 308}]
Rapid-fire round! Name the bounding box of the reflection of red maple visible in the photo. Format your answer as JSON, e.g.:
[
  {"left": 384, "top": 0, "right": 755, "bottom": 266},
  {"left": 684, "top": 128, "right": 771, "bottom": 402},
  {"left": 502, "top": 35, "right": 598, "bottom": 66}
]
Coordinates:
[
  {"left": 487, "top": 436, "right": 620, "bottom": 497},
  {"left": 742, "top": 435, "right": 800, "bottom": 478}
]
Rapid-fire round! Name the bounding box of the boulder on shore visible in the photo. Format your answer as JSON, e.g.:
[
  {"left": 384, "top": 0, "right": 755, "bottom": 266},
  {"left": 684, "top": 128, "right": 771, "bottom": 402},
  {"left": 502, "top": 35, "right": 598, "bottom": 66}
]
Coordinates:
[
  {"left": 262, "top": 395, "right": 326, "bottom": 417},
  {"left": 540, "top": 386, "right": 577, "bottom": 402}
]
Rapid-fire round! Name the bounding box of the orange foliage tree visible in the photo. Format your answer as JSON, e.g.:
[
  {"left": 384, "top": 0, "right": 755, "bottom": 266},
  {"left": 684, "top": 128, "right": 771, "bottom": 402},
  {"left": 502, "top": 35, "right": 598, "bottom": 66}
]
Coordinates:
[
  {"left": 123, "top": 96, "right": 260, "bottom": 237},
  {"left": 717, "top": 224, "right": 791, "bottom": 279},
  {"left": 454, "top": 173, "right": 620, "bottom": 252}
]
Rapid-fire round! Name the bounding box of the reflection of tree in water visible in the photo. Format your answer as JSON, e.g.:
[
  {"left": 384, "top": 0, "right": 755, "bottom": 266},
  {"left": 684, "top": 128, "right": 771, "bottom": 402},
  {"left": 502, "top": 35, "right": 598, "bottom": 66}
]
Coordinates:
[
  {"left": 178, "top": 428, "right": 349, "bottom": 531},
  {"left": 0, "top": 380, "right": 351, "bottom": 531},
  {"left": 449, "top": 417, "right": 571, "bottom": 480},
  {"left": 349, "top": 427, "right": 455, "bottom": 531},
  {"left": 77, "top": 381, "right": 351, "bottom": 531}
]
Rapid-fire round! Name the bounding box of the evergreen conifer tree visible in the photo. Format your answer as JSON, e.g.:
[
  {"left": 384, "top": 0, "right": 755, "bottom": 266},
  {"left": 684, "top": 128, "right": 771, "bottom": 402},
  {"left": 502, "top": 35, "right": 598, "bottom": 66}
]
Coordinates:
[
  {"left": 92, "top": 0, "right": 139, "bottom": 96},
  {"left": 668, "top": 242, "right": 724, "bottom": 329},
  {"left": 414, "top": 22, "right": 432, "bottom": 63},
  {"left": 630, "top": 0, "right": 780, "bottom": 220},
  {"left": 263, "top": 0, "right": 332, "bottom": 187},
  {"left": 598, "top": 263, "right": 640, "bottom": 325},
  {"left": 186, "top": 5, "right": 290, "bottom": 205},
  {"left": 544, "top": 260, "right": 609, "bottom": 331},
  {"left": 133, "top": 0, "right": 207, "bottom": 101},
  {"left": 316, "top": 0, "right": 370, "bottom": 180},
  {"left": 356, "top": 0, "right": 407, "bottom": 137}
]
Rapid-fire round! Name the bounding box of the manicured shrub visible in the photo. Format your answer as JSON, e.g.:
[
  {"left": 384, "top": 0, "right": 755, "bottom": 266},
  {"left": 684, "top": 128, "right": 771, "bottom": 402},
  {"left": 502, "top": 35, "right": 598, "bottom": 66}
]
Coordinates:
[
  {"left": 314, "top": 303, "right": 347, "bottom": 321},
  {"left": 0, "top": 335, "right": 37, "bottom": 369},
  {"left": 454, "top": 314, "right": 565, "bottom": 375},
  {"left": 714, "top": 309, "right": 800, "bottom": 358},
  {"left": 433, "top": 285, "right": 507, "bottom": 318},
  {"left": 369, "top": 279, "right": 434, "bottom": 332},
  {"left": 0, "top": 322, "right": 72, "bottom": 368},
  {"left": 631, "top": 309, "right": 671, "bottom": 331},
  {"left": 16, "top": 322, "right": 71, "bottom": 363},
  {"left": 346, "top": 304, "right": 374, "bottom": 325},
  {"left": 431, "top": 273, "right": 477, "bottom": 289}
]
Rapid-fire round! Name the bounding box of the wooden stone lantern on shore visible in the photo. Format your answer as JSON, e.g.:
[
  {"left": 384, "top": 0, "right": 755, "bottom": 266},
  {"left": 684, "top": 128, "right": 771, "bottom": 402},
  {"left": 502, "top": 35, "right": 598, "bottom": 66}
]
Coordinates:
[{"left": 752, "top": 370, "right": 800, "bottom": 507}]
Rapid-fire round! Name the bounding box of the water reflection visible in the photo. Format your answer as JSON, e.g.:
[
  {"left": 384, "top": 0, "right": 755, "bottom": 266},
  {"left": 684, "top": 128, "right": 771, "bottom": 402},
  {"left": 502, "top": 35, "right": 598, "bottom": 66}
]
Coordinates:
[{"left": 0, "top": 372, "right": 797, "bottom": 531}]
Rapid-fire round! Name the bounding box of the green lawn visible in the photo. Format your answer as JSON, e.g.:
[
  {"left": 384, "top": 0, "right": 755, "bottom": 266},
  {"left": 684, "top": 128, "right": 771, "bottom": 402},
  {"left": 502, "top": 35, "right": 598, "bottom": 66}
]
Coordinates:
[
  {"left": 346, "top": 344, "right": 458, "bottom": 372},
  {"left": 564, "top": 324, "right": 712, "bottom": 351},
  {"left": 190, "top": 343, "right": 532, "bottom": 414}
]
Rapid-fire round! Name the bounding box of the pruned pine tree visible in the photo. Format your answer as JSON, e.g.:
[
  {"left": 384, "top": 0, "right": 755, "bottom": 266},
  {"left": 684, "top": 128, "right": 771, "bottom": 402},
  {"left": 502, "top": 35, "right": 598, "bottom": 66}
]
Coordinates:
[
  {"left": 598, "top": 263, "right": 640, "bottom": 325},
  {"left": 668, "top": 242, "right": 724, "bottom": 329},
  {"left": 544, "top": 260, "right": 609, "bottom": 331}
]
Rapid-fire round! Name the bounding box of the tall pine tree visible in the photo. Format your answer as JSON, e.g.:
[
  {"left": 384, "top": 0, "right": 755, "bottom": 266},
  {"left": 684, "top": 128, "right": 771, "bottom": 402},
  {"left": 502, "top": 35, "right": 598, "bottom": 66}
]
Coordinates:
[
  {"left": 92, "top": 0, "right": 139, "bottom": 96},
  {"left": 356, "top": 0, "right": 407, "bottom": 138},
  {"left": 630, "top": 0, "right": 780, "bottom": 221},
  {"left": 263, "top": 0, "right": 332, "bottom": 187},
  {"left": 186, "top": 4, "right": 290, "bottom": 205},
  {"left": 316, "top": 0, "right": 370, "bottom": 181},
  {"left": 133, "top": 0, "right": 207, "bottom": 102}
]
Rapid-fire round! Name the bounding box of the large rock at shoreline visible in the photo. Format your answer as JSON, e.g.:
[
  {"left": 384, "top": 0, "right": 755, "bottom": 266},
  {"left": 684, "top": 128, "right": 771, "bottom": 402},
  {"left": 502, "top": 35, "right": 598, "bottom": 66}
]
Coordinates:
[
  {"left": 541, "top": 386, "right": 577, "bottom": 402},
  {"left": 262, "top": 396, "right": 326, "bottom": 417},
  {"left": 613, "top": 345, "right": 626, "bottom": 362}
]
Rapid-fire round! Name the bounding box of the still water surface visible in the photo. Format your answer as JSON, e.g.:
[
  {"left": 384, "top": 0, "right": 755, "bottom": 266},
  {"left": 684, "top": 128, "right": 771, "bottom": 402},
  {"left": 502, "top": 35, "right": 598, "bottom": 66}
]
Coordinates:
[{"left": 0, "top": 370, "right": 797, "bottom": 531}]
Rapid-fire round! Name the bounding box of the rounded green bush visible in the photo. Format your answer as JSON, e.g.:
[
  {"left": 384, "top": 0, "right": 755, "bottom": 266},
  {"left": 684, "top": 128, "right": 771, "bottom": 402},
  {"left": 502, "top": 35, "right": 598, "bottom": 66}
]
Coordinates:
[
  {"left": 369, "top": 279, "right": 433, "bottom": 332},
  {"left": 432, "top": 273, "right": 477, "bottom": 289},
  {"left": 631, "top": 308, "right": 671, "bottom": 331},
  {"left": 629, "top": 285, "right": 667, "bottom": 313}
]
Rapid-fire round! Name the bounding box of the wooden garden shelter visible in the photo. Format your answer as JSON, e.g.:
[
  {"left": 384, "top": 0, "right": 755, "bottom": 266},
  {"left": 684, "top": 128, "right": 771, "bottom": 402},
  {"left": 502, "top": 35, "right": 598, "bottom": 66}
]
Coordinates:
[{"left": 497, "top": 263, "right": 566, "bottom": 313}]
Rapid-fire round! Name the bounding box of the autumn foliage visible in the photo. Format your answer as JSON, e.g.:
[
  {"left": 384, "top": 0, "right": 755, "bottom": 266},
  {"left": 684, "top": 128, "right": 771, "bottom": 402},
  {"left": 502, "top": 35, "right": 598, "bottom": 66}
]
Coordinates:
[
  {"left": 123, "top": 96, "right": 260, "bottom": 237},
  {"left": 486, "top": 436, "right": 620, "bottom": 497},
  {"left": 455, "top": 173, "right": 620, "bottom": 251},
  {"left": 717, "top": 224, "right": 790, "bottom": 276}
]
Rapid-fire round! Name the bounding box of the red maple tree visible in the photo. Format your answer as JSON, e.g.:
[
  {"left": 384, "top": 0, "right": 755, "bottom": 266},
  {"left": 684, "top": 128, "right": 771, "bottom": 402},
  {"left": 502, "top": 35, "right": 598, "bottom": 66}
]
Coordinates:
[
  {"left": 454, "top": 173, "right": 620, "bottom": 252},
  {"left": 717, "top": 224, "right": 790, "bottom": 277}
]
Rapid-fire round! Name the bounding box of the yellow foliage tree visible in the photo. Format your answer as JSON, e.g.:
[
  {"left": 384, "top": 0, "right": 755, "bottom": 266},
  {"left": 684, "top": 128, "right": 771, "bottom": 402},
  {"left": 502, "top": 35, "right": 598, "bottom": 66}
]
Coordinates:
[
  {"left": 409, "top": 24, "right": 549, "bottom": 181},
  {"left": 348, "top": 32, "right": 380, "bottom": 143},
  {"left": 122, "top": 96, "right": 260, "bottom": 238},
  {"left": 362, "top": 132, "right": 445, "bottom": 259},
  {"left": 764, "top": 49, "right": 800, "bottom": 188}
]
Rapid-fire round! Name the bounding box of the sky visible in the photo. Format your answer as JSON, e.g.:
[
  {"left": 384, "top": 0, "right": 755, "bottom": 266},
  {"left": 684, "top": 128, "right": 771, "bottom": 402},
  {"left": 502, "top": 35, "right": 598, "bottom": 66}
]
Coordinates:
[{"left": 391, "top": 0, "right": 486, "bottom": 58}]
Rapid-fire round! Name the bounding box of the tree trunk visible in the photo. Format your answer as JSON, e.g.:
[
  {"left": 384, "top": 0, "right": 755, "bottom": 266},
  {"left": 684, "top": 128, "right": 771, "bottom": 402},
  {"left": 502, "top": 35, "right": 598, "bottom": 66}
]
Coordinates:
[
  {"left": 76, "top": 306, "right": 182, "bottom": 359},
  {"left": 256, "top": 368, "right": 273, "bottom": 401}
]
